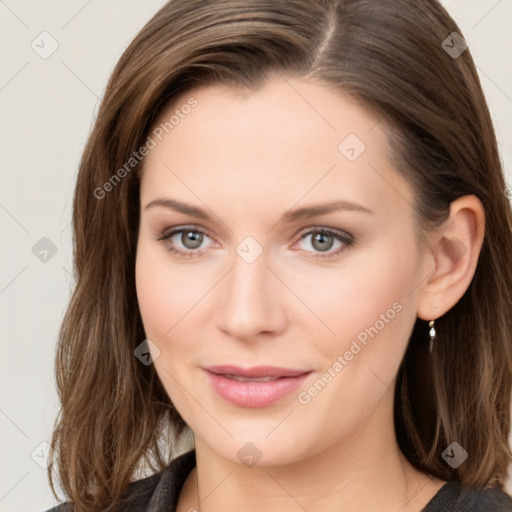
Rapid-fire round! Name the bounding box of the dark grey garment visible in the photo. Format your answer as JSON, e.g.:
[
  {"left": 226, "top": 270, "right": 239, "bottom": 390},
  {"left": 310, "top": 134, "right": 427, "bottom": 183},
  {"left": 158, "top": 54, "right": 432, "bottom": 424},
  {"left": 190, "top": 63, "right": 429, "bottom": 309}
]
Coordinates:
[
  {"left": 423, "top": 479, "right": 512, "bottom": 512},
  {"left": 45, "top": 449, "right": 512, "bottom": 511},
  {"left": 45, "top": 450, "right": 196, "bottom": 512}
]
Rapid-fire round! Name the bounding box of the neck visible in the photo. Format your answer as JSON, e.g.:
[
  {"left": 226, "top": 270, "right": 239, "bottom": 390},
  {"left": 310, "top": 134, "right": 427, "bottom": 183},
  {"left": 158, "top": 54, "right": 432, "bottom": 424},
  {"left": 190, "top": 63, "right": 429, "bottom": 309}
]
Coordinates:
[{"left": 180, "top": 392, "right": 442, "bottom": 512}]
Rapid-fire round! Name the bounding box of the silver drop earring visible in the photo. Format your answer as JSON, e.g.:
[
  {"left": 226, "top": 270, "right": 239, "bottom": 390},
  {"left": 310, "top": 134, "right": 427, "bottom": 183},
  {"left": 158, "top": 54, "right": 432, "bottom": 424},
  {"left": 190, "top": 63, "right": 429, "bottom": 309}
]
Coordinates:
[{"left": 429, "top": 320, "right": 436, "bottom": 353}]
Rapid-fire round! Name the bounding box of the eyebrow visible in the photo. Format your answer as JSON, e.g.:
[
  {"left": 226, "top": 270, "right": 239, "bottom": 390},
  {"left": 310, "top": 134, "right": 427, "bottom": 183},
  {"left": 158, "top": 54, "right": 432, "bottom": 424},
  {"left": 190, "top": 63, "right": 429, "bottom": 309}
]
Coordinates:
[{"left": 144, "top": 197, "right": 374, "bottom": 223}]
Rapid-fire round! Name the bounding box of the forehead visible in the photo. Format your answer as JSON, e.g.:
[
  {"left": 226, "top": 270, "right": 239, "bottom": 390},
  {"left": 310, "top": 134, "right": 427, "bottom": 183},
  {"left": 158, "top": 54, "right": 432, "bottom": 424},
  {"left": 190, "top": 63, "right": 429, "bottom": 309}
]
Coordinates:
[
  {"left": 154, "top": 76, "right": 382, "bottom": 146},
  {"left": 141, "top": 76, "right": 413, "bottom": 218}
]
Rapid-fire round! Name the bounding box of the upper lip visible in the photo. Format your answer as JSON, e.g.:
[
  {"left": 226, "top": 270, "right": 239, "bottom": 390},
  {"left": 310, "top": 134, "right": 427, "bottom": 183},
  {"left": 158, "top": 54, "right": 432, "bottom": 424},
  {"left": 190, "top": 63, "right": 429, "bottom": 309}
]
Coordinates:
[{"left": 204, "top": 365, "right": 311, "bottom": 378}]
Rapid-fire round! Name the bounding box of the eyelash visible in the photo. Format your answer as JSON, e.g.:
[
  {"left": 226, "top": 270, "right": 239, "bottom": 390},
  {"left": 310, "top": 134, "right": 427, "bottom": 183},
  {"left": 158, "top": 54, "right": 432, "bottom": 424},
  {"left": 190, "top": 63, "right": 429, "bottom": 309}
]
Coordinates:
[{"left": 156, "top": 225, "right": 355, "bottom": 260}]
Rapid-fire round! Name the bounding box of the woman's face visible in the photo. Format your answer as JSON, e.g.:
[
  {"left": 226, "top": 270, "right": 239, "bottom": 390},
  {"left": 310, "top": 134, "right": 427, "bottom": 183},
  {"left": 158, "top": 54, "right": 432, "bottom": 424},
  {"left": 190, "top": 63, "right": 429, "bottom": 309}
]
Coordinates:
[{"left": 135, "top": 75, "right": 430, "bottom": 466}]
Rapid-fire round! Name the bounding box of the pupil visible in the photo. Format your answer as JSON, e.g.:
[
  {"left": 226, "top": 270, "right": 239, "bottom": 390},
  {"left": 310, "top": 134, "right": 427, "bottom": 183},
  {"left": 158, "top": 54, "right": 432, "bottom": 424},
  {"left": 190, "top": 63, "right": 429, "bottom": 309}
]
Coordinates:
[
  {"left": 313, "top": 233, "right": 333, "bottom": 252},
  {"left": 184, "top": 231, "right": 202, "bottom": 249}
]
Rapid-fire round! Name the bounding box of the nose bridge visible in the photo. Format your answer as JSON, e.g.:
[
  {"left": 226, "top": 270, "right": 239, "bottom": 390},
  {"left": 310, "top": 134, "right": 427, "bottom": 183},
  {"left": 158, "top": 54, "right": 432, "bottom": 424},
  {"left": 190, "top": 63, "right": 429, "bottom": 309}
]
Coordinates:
[{"left": 216, "top": 239, "right": 282, "bottom": 338}]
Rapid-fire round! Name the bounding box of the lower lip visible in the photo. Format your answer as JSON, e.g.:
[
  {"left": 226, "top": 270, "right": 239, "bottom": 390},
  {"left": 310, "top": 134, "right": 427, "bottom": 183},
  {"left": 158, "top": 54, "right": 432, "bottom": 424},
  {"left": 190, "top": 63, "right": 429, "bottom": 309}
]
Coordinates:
[{"left": 205, "top": 370, "right": 311, "bottom": 408}]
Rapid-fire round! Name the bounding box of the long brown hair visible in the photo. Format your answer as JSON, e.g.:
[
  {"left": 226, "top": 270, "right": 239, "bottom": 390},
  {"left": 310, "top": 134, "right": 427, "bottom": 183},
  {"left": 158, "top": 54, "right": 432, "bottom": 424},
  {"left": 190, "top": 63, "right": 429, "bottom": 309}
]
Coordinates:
[{"left": 48, "top": 0, "right": 512, "bottom": 509}]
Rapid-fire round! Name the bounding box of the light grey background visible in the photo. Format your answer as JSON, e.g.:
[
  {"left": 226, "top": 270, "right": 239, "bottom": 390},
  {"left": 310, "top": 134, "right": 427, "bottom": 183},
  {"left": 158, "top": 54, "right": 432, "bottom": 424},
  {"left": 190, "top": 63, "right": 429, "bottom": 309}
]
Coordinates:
[{"left": 0, "top": 1, "right": 511, "bottom": 510}]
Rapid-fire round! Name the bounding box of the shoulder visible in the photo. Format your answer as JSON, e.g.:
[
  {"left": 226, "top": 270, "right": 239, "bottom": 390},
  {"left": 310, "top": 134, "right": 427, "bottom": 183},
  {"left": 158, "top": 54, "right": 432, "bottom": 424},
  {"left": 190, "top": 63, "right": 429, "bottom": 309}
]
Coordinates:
[
  {"left": 424, "top": 480, "right": 512, "bottom": 512},
  {"left": 461, "top": 485, "right": 512, "bottom": 511},
  {"left": 43, "top": 449, "right": 196, "bottom": 512},
  {"left": 43, "top": 473, "right": 161, "bottom": 512}
]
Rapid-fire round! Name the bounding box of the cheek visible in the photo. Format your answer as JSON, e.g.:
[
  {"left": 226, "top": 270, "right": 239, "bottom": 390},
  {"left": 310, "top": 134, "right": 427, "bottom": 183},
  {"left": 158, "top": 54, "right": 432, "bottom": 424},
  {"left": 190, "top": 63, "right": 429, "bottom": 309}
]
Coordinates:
[
  {"left": 135, "top": 240, "right": 205, "bottom": 339},
  {"left": 135, "top": 246, "right": 167, "bottom": 338},
  {"left": 300, "top": 260, "right": 411, "bottom": 345},
  {"left": 135, "top": 240, "right": 190, "bottom": 343},
  {"left": 302, "top": 247, "right": 419, "bottom": 400},
  {"left": 296, "top": 273, "right": 415, "bottom": 438}
]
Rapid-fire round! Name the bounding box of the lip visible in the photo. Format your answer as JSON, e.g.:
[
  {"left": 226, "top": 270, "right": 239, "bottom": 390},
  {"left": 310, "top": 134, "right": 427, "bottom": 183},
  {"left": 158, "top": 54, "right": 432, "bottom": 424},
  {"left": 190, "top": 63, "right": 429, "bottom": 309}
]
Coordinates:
[
  {"left": 204, "top": 365, "right": 312, "bottom": 408},
  {"left": 204, "top": 365, "right": 310, "bottom": 378}
]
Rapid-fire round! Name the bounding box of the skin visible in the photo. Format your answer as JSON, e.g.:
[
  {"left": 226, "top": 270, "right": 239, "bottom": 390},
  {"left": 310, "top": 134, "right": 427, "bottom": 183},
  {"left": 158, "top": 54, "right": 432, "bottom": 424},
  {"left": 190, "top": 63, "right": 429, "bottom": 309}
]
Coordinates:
[{"left": 135, "top": 75, "right": 485, "bottom": 512}]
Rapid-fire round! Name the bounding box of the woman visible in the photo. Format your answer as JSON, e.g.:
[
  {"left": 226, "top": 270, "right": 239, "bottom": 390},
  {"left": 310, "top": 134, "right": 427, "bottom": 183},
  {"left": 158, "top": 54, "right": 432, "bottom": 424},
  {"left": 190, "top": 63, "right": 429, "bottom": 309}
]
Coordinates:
[{"left": 46, "top": 0, "right": 512, "bottom": 511}]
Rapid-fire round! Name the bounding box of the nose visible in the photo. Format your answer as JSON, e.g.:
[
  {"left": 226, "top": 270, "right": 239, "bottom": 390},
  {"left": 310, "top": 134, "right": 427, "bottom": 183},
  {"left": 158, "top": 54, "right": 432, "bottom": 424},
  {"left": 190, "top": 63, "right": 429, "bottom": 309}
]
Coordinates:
[{"left": 215, "top": 245, "right": 287, "bottom": 341}]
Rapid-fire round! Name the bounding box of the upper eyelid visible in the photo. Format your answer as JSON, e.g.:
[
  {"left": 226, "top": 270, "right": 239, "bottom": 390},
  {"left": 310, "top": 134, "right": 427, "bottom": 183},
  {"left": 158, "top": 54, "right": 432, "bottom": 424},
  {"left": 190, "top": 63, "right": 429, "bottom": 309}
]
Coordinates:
[
  {"left": 159, "top": 225, "right": 214, "bottom": 241},
  {"left": 159, "top": 223, "right": 350, "bottom": 236}
]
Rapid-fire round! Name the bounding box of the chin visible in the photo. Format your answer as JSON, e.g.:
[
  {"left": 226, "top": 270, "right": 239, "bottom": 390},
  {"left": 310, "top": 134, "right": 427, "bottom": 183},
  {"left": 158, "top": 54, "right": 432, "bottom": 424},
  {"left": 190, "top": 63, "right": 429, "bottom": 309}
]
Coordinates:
[{"left": 200, "top": 429, "right": 313, "bottom": 469}]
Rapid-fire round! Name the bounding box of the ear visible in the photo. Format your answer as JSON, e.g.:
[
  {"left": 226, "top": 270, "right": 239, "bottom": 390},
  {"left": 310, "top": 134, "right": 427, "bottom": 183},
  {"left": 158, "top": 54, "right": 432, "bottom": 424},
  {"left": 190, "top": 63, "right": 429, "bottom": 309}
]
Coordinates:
[{"left": 416, "top": 195, "right": 485, "bottom": 321}]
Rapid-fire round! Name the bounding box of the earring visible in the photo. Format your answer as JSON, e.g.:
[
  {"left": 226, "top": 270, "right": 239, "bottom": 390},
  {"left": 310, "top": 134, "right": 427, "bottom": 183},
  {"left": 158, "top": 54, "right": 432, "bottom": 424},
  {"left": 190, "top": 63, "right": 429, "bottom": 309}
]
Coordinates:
[{"left": 428, "top": 320, "right": 436, "bottom": 353}]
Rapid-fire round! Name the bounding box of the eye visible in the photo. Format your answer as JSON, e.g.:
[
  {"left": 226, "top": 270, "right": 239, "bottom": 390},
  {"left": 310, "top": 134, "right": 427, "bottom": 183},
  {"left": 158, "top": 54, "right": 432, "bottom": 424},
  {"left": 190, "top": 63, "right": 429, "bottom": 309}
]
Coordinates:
[
  {"left": 157, "top": 225, "right": 215, "bottom": 258},
  {"left": 156, "top": 225, "right": 354, "bottom": 259},
  {"left": 292, "top": 227, "right": 354, "bottom": 259}
]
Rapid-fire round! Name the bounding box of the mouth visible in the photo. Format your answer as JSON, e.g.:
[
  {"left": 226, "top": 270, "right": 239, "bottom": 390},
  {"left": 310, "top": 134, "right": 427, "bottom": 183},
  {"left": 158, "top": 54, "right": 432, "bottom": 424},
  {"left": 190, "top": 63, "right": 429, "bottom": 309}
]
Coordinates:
[
  {"left": 203, "top": 365, "right": 312, "bottom": 408},
  {"left": 217, "top": 375, "right": 285, "bottom": 382},
  {"left": 204, "top": 364, "right": 311, "bottom": 379}
]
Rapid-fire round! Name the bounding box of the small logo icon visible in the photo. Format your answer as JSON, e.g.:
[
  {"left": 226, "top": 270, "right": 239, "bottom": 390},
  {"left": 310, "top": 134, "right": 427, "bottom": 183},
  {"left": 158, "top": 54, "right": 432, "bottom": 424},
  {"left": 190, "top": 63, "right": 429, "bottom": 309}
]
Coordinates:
[
  {"left": 31, "top": 441, "right": 52, "bottom": 469},
  {"left": 338, "top": 133, "right": 366, "bottom": 162},
  {"left": 441, "top": 32, "right": 467, "bottom": 59},
  {"left": 441, "top": 442, "right": 468, "bottom": 468},
  {"left": 32, "top": 237, "right": 58, "bottom": 263},
  {"left": 134, "top": 339, "right": 161, "bottom": 365},
  {"left": 236, "top": 442, "right": 262, "bottom": 467},
  {"left": 236, "top": 236, "right": 263, "bottom": 264},
  {"left": 31, "top": 31, "right": 59, "bottom": 59}
]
